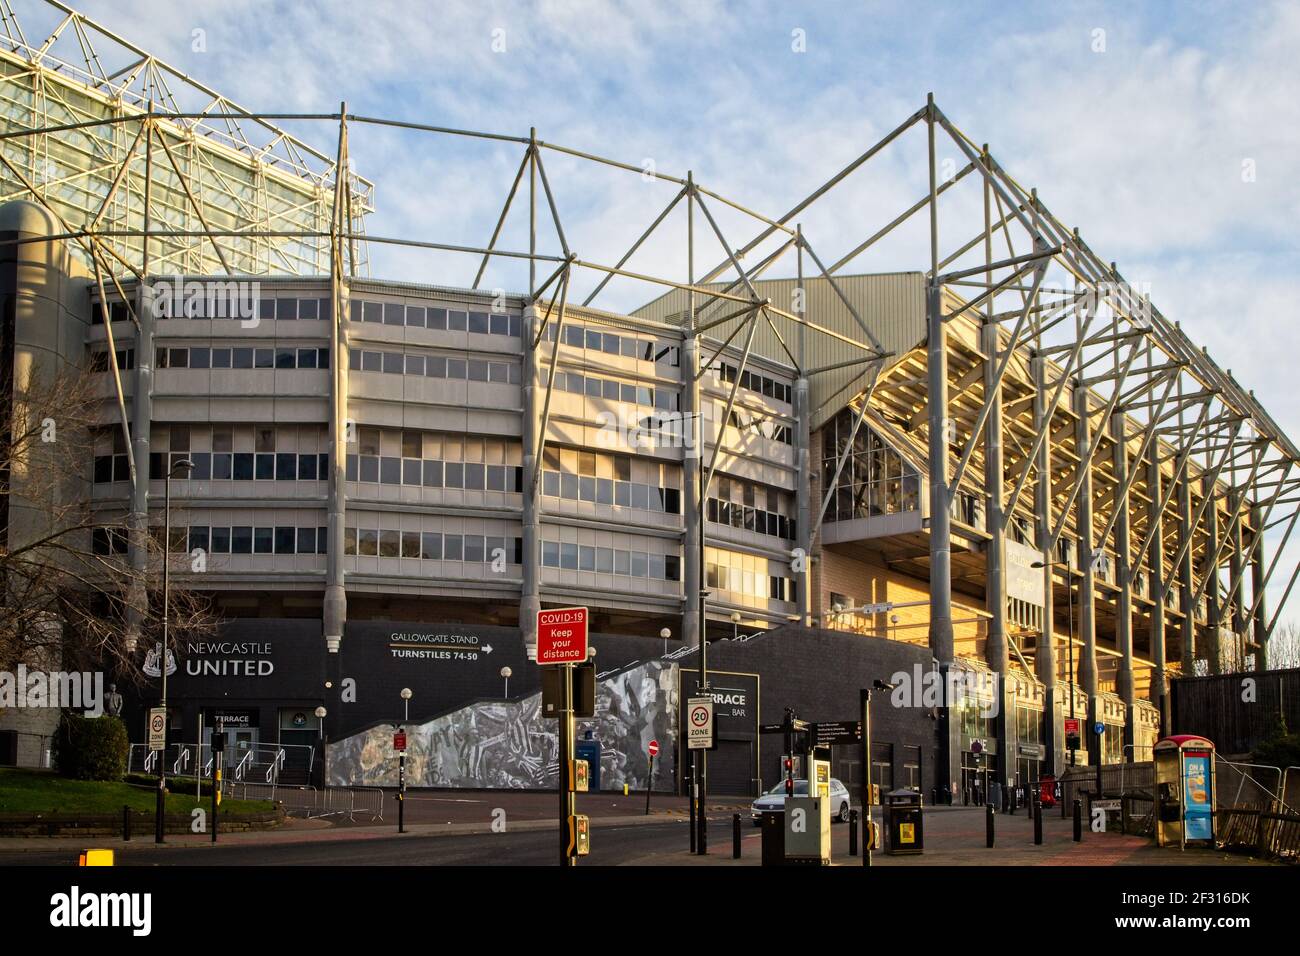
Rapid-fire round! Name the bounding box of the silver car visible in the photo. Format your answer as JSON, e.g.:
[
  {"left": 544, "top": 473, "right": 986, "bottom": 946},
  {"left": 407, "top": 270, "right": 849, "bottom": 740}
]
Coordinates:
[{"left": 751, "top": 778, "right": 852, "bottom": 825}]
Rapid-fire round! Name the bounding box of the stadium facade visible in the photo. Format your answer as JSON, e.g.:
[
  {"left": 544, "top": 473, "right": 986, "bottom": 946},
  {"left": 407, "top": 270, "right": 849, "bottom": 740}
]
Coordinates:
[{"left": 1, "top": 1, "right": 1296, "bottom": 799}]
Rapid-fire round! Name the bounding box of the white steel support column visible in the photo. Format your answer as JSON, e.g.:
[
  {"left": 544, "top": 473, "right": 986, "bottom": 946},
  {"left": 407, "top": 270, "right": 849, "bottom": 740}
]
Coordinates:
[
  {"left": 1178, "top": 474, "right": 1196, "bottom": 673},
  {"left": 982, "top": 319, "right": 1010, "bottom": 791},
  {"left": 520, "top": 305, "right": 542, "bottom": 651},
  {"left": 323, "top": 279, "right": 349, "bottom": 654},
  {"left": 925, "top": 96, "right": 958, "bottom": 796},
  {"left": 1203, "top": 475, "right": 1222, "bottom": 673},
  {"left": 1229, "top": 492, "right": 1246, "bottom": 667},
  {"left": 1111, "top": 414, "right": 1136, "bottom": 754},
  {"left": 1251, "top": 502, "right": 1268, "bottom": 670},
  {"left": 682, "top": 334, "right": 702, "bottom": 648},
  {"left": 794, "top": 375, "right": 812, "bottom": 626},
  {"left": 1148, "top": 450, "right": 1169, "bottom": 732},
  {"left": 1073, "top": 386, "right": 1100, "bottom": 764},
  {"left": 1032, "top": 355, "right": 1058, "bottom": 773},
  {"left": 125, "top": 278, "right": 155, "bottom": 650}
]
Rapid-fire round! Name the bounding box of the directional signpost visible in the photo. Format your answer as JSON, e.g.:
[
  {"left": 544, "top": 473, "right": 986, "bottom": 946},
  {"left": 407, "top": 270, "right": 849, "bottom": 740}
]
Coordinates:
[
  {"left": 813, "top": 720, "right": 862, "bottom": 748},
  {"left": 537, "top": 607, "right": 589, "bottom": 866}
]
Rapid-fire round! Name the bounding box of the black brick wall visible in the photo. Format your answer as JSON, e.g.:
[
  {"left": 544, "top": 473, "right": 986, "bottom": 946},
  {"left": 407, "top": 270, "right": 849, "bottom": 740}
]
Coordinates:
[{"left": 676, "top": 625, "right": 938, "bottom": 797}]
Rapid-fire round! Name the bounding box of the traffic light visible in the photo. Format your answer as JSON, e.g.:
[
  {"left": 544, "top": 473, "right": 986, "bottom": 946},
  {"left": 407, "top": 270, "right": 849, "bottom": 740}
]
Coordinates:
[{"left": 784, "top": 757, "right": 794, "bottom": 796}]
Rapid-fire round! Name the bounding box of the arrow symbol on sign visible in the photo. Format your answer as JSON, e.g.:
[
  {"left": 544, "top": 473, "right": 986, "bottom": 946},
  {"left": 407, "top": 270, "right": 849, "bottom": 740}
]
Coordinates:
[{"left": 483, "top": 644, "right": 493, "bottom": 654}]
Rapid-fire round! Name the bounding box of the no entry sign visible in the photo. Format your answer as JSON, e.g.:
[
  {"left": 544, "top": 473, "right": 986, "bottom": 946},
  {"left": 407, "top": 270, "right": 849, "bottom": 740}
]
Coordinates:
[
  {"left": 648, "top": 739, "right": 660, "bottom": 758},
  {"left": 536, "top": 607, "right": 589, "bottom": 665}
]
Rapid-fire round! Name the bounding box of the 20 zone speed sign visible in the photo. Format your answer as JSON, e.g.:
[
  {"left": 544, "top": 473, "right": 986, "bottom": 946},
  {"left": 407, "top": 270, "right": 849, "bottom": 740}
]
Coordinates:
[{"left": 686, "top": 697, "right": 714, "bottom": 750}]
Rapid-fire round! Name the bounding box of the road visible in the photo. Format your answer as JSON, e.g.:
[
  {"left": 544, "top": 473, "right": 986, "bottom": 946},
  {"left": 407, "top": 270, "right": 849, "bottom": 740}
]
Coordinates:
[{"left": 0, "top": 813, "right": 738, "bottom": 866}]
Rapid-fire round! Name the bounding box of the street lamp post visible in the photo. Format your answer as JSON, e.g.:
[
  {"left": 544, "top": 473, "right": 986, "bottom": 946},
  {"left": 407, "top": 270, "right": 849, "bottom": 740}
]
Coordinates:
[
  {"left": 500, "top": 666, "right": 512, "bottom": 697},
  {"left": 730, "top": 610, "right": 740, "bottom": 642},
  {"left": 314, "top": 705, "right": 327, "bottom": 788},
  {"left": 155, "top": 457, "right": 192, "bottom": 844},
  {"left": 660, "top": 627, "right": 670, "bottom": 657}
]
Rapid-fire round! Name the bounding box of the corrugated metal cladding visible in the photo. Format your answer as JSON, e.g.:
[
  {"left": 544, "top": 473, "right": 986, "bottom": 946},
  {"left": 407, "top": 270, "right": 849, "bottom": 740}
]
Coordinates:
[{"left": 632, "top": 273, "right": 926, "bottom": 429}]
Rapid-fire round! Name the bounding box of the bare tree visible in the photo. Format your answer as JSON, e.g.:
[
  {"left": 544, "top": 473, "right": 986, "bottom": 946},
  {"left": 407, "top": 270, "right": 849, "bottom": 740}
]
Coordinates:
[
  {"left": 0, "top": 359, "right": 218, "bottom": 685},
  {"left": 1267, "top": 622, "right": 1300, "bottom": 671}
]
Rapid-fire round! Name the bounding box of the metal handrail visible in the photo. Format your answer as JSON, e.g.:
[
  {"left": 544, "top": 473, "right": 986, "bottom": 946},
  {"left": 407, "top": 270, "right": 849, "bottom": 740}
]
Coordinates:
[
  {"left": 265, "top": 749, "right": 285, "bottom": 784},
  {"left": 1281, "top": 766, "right": 1300, "bottom": 812},
  {"left": 1217, "top": 759, "right": 1283, "bottom": 809},
  {"left": 233, "top": 748, "right": 254, "bottom": 781}
]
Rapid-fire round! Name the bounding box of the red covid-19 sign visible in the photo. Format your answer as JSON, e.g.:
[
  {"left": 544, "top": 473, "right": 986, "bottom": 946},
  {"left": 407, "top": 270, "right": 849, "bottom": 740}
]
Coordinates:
[{"left": 536, "top": 607, "right": 589, "bottom": 665}]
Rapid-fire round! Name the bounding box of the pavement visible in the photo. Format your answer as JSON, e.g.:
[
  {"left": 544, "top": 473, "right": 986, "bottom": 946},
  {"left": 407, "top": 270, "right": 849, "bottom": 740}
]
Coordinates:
[
  {"left": 622, "top": 804, "right": 1273, "bottom": 866},
  {"left": 0, "top": 790, "right": 1273, "bottom": 866}
]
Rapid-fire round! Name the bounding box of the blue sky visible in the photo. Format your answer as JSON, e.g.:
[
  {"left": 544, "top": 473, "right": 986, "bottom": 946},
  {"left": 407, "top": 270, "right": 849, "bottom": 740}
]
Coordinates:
[{"left": 44, "top": 0, "right": 1300, "bottom": 634}]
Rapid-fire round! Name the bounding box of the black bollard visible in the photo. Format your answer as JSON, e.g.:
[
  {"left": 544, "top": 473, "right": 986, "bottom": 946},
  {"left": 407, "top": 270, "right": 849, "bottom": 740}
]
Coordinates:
[
  {"left": 1033, "top": 799, "right": 1043, "bottom": 845},
  {"left": 733, "top": 813, "right": 742, "bottom": 860},
  {"left": 986, "top": 803, "right": 995, "bottom": 848},
  {"left": 1072, "top": 798, "right": 1082, "bottom": 842},
  {"left": 122, "top": 805, "right": 131, "bottom": 842},
  {"left": 849, "top": 809, "right": 859, "bottom": 856}
]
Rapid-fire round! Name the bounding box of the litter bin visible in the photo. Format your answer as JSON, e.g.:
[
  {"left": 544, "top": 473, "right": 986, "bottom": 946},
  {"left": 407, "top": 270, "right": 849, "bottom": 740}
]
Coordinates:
[
  {"left": 1038, "top": 774, "right": 1057, "bottom": 809},
  {"left": 883, "top": 788, "right": 924, "bottom": 855},
  {"left": 760, "top": 811, "right": 785, "bottom": 866}
]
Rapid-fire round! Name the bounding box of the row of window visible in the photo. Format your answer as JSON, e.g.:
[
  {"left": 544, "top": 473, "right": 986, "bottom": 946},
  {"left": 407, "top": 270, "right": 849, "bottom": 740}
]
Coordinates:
[
  {"left": 345, "top": 455, "right": 523, "bottom": 492},
  {"left": 541, "top": 470, "right": 680, "bottom": 513},
  {"left": 726, "top": 407, "right": 793, "bottom": 445},
  {"left": 189, "top": 525, "right": 328, "bottom": 555},
  {"left": 704, "top": 559, "right": 797, "bottom": 603},
  {"left": 156, "top": 296, "right": 332, "bottom": 321},
  {"left": 706, "top": 497, "right": 794, "bottom": 540},
  {"left": 344, "top": 529, "right": 523, "bottom": 563},
  {"left": 717, "top": 362, "right": 793, "bottom": 404},
  {"left": 89, "top": 348, "right": 135, "bottom": 372},
  {"left": 543, "top": 322, "right": 680, "bottom": 367},
  {"left": 349, "top": 299, "right": 521, "bottom": 337},
  {"left": 92, "top": 524, "right": 329, "bottom": 556},
  {"left": 352, "top": 428, "right": 517, "bottom": 464},
  {"left": 822, "top": 411, "right": 921, "bottom": 521},
  {"left": 555, "top": 370, "right": 680, "bottom": 411},
  {"left": 156, "top": 346, "right": 331, "bottom": 370},
  {"left": 94, "top": 451, "right": 330, "bottom": 484},
  {"left": 348, "top": 348, "right": 520, "bottom": 384},
  {"left": 541, "top": 540, "right": 681, "bottom": 581},
  {"left": 96, "top": 297, "right": 333, "bottom": 324}
]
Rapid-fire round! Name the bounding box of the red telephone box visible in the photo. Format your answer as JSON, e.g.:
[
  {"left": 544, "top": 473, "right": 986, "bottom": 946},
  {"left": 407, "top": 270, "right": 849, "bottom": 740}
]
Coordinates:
[{"left": 1038, "top": 773, "right": 1057, "bottom": 808}]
